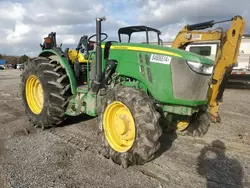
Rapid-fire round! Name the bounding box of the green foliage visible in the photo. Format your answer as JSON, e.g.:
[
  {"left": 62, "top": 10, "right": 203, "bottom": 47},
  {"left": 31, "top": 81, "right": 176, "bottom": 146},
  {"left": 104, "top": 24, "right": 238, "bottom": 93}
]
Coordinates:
[
  {"left": 19, "top": 54, "right": 29, "bottom": 64},
  {"left": 0, "top": 54, "right": 2, "bottom": 59}
]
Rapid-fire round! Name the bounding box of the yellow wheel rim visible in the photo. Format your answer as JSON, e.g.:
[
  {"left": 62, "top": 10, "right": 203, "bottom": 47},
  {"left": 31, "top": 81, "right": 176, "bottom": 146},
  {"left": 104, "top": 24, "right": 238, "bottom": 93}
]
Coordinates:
[
  {"left": 25, "top": 75, "right": 44, "bottom": 114},
  {"left": 103, "top": 101, "right": 136, "bottom": 152},
  {"left": 177, "top": 121, "right": 190, "bottom": 131}
]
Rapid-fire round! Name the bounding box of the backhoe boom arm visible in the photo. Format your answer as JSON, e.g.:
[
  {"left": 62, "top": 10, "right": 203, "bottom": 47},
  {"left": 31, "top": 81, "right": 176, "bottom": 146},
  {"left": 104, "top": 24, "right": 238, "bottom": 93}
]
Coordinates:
[{"left": 171, "top": 15, "right": 246, "bottom": 122}]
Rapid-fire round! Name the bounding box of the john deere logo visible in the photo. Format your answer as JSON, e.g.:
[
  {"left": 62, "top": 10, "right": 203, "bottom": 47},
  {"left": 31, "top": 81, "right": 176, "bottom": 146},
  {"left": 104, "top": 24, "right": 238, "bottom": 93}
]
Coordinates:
[{"left": 150, "top": 54, "right": 172, "bottom": 65}]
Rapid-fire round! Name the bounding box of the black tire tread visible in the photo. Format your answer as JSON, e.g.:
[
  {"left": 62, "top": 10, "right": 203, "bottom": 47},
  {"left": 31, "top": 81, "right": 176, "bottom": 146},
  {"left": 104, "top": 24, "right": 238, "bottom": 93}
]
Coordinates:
[
  {"left": 180, "top": 110, "right": 211, "bottom": 137},
  {"left": 20, "top": 56, "right": 72, "bottom": 129},
  {"left": 50, "top": 92, "right": 66, "bottom": 102},
  {"left": 44, "top": 70, "right": 61, "bottom": 77},
  {"left": 99, "top": 85, "right": 162, "bottom": 168},
  {"left": 61, "top": 84, "right": 70, "bottom": 95},
  {"left": 48, "top": 81, "right": 64, "bottom": 89},
  {"left": 53, "top": 65, "right": 63, "bottom": 72}
]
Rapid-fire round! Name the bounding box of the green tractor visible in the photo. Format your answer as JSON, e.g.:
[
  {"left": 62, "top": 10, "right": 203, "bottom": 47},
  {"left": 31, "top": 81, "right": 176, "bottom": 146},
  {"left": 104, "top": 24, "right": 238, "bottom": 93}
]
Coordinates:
[{"left": 21, "top": 17, "right": 214, "bottom": 168}]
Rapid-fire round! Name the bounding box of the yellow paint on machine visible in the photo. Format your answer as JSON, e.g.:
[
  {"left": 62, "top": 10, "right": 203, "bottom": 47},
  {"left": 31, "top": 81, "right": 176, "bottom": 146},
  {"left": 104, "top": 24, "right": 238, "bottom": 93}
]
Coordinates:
[
  {"left": 67, "top": 49, "right": 88, "bottom": 63},
  {"left": 103, "top": 101, "right": 136, "bottom": 152},
  {"left": 26, "top": 75, "right": 44, "bottom": 114},
  {"left": 101, "top": 45, "right": 182, "bottom": 57}
]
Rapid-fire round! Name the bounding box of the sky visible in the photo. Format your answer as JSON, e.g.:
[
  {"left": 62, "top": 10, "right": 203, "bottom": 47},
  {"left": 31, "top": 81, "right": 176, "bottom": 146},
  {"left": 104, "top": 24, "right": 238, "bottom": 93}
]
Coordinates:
[{"left": 0, "top": 0, "right": 250, "bottom": 57}]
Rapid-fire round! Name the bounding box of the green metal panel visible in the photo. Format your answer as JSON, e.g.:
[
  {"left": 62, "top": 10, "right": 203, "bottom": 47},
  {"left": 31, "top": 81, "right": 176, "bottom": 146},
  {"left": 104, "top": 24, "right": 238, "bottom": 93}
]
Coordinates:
[
  {"left": 162, "top": 105, "right": 198, "bottom": 116},
  {"left": 65, "top": 88, "right": 98, "bottom": 117},
  {"left": 102, "top": 42, "right": 213, "bottom": 65},
  {"left": 39, "top": 49, "right": 77, "bottom": 95},
  {"left": 59, "top": 41, "right": 213, "bottom": 117},
  {"left": 106, "top": 43, "right": 213, "bottom": 107}
]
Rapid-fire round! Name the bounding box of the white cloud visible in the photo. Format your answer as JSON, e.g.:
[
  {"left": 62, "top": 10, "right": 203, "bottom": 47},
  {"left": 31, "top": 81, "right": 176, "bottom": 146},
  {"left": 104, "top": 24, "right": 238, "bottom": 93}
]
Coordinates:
[
  {"left": 6, "top": 23, "right": 31, "bottom": 43},
  {"left": 137, "top": 0, "right": 250, "bottom": 25},
  {"left": 0, "top": 0, "right": 250, "bottom": 56},
  {"left": 0, "top": 0, "right": 126, "bottom": 56},
  {"left": 136, "top": 0, "right": 250, "bottom": 40},
  {"left": 0, "top": 2, "right": 25, "bottom": 21}
]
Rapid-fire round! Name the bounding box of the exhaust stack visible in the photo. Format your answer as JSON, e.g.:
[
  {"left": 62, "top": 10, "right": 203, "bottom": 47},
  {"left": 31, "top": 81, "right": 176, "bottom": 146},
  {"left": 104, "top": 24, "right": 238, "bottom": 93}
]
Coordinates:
[{"left": 91, "top": 17, "right": 106, "bottom": 93}]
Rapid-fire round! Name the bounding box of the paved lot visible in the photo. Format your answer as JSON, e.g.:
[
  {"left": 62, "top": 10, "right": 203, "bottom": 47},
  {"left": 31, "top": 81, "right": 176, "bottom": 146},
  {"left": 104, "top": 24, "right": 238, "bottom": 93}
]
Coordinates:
[{"left": 0, "top": 69, "right": 250, "bottom": 188}]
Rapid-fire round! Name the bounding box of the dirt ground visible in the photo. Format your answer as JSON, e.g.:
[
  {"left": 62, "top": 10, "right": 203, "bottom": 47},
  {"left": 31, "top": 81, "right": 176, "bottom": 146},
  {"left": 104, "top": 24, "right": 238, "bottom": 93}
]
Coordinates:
[{"left": 0, "top": 69, "right": 250, "bottom": 188}]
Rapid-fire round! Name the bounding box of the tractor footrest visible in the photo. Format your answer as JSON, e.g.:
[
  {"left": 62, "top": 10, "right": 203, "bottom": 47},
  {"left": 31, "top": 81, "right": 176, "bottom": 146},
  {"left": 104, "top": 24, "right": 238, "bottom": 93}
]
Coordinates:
[{"left": 77, "top": 85, "right": 88, "bottom": 93}]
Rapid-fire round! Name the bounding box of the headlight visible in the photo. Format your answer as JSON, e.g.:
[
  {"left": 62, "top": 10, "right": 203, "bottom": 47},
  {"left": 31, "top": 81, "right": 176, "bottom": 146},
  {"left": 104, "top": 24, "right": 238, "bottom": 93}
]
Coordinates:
[{"left": 187, "top": 61, "right": 214, "bottom": 75}]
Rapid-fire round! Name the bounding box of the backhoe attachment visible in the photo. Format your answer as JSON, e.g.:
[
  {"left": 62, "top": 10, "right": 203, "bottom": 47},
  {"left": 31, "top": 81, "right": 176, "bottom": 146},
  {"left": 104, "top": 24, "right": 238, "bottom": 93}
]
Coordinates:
[{"left": 172, "top": 15, "right": 246, "bottom": 122}]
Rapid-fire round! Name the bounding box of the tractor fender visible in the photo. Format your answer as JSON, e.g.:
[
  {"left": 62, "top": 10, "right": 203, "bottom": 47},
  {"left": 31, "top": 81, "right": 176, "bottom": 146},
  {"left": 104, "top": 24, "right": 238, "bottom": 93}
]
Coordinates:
[{"left": 39, "top": 49, "right": 77, "bottom": 95}]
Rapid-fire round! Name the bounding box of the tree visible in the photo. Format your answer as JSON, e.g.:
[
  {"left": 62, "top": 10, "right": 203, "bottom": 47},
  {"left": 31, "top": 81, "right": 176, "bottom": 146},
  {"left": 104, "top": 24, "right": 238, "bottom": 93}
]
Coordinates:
[
  {"left": 0, "top": 54, "right": 2, "bottom": 59},
  {"left": 19, "top": 54, "right": 29, "bottom": 64}
]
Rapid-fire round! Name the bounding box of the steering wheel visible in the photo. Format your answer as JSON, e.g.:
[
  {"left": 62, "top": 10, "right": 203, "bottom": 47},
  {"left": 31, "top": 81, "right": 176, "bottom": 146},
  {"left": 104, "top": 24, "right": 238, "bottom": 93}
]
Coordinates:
[{"left": 88, "top": 33, "right": 108, "bottom": 43}]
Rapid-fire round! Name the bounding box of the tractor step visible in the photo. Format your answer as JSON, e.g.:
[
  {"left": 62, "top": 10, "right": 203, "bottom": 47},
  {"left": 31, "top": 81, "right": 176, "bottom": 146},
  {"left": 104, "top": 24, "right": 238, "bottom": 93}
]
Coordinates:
[{"left": 77, "top": 85, "right": 89, "bottom": 93}]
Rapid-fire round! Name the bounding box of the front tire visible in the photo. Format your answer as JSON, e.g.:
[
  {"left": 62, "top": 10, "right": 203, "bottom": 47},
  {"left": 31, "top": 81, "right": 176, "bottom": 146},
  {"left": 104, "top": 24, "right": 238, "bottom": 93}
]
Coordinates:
[
  {"left": 20, "top": 56, "right": 72, "bottom": 129},
  {"left": 179, "top": 110, "right": 211, "bottom": 137},
  {"left": 99, "top": 85, "right": 162, "bottom": 168}
]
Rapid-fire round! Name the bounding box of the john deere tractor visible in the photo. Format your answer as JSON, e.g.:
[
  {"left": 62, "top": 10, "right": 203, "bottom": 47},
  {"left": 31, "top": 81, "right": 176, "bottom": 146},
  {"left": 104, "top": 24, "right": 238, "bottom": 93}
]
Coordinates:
[{"left": 21, "top": 17, "right": 214, "bottom": 168}]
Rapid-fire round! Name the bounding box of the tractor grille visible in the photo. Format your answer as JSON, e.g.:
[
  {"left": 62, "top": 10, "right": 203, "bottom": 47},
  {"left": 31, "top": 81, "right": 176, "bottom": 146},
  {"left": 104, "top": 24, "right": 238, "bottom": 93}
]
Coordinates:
[{"left": 170, "top": 58, "right": 211, "bottom": 101}]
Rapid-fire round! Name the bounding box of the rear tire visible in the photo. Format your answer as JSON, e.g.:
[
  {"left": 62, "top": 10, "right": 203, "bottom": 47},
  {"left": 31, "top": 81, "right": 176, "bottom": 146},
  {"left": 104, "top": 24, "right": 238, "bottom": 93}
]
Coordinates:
[
  {"left": 20, "top": 56, "right": 72, "bottom": 129},
  {"left": 99, "top": 85, "right": 162, "bottom": 168}
]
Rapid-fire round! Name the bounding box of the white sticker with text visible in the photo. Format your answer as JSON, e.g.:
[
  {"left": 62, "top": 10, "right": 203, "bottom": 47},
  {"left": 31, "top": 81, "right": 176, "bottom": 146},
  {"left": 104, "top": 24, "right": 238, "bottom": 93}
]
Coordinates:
[
  {"left": 192, "top": 34, "right": 202, "bottom": 40},
  {"left": 150, "top": 54, "right": 172, "bottom": 65}
]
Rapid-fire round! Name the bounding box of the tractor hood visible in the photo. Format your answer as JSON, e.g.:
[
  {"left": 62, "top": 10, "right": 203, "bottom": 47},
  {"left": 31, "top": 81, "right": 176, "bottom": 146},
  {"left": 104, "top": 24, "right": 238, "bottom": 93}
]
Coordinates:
[
  {"left": 102, "top": 42, "right": 214, "bottom": 66},
  {"left": 105, "top": 42, "right": 215, "bottom": 107}
]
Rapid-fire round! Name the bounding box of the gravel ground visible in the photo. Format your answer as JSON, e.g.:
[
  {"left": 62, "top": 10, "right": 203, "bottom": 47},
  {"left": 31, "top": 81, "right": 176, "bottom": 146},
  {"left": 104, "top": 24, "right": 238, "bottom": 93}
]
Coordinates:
[{"left": 0, "top": 69, "right": 250, "bottom": 188}]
